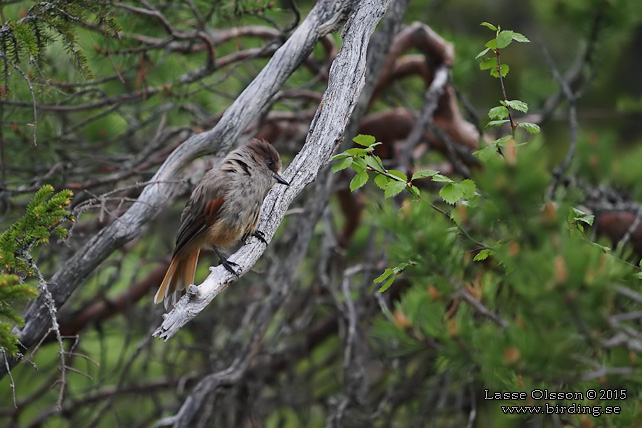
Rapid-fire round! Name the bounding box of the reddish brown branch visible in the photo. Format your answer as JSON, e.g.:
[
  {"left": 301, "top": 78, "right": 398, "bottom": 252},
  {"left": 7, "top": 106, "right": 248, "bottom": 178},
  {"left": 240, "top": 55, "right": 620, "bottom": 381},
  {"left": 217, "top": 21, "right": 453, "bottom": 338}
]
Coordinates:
[
  {"left": 595, "top": 210, "right": 642, "bottom": 257},
  {"left": 57, "top": 263, "right": 168, "bottom": 337}
]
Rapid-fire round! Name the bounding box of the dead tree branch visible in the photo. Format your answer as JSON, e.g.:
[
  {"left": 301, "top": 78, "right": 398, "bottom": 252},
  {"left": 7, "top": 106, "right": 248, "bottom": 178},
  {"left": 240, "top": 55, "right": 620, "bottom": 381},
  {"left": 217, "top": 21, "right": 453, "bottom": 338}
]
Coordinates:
[{"left": 154, "top": 0, "right": 394, "bottom": 341}]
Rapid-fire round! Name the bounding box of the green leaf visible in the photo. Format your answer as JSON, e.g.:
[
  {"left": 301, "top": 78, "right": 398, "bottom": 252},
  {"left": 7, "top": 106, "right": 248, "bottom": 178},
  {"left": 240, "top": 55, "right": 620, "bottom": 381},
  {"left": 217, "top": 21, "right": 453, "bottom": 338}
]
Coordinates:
[
  {"left": 495, "top": 135, "right": 513, "bottom": 144},
  {"left": 459, "top": 179, "right": 476, "bottom": 198},
  {"left": 480, "top": 22, "right": 497, "bottom": 31},
  {"left": 353, "top": 134, "right": 376, "bottom": 147},
  {"left": 408, "top": 185, "right": 421, "bottom": 199},
  {"left": 332, "top": 157, "right": 352, "bottom": 173},
  {"left": 439, "top": 180, "right": 476, "bottom": 205},
  {"left": 496, "top": 30, "right": 514, "bottom": 49},
  {"left": 518, "top": 122, "right": 541, "bottom": 134},
  {"left": 388, "top": 170, "right": 408, "bottom": 182},
  {"left": 488, "top": 106, "right": 509, "bottom": 120},
  {"left": 511, "top": 32, "right": 530, "bottom": 43},
  {"left": 392, "top": 262, "right": 413, "bottom": 273},
  {"left": 374, "top": 173, "right": 388, "bottom": 190},
  {"left": 473, "top": 144, "right": 499, "bottom": 163},
  {"left": 431, "top": 174, "right": 453, "bottom": 184},
  {"left": 378, "top": 277, "right": 395, "bottom": 293},
  {"left": 479, "top": 57, "right": 497, "bottom": 70},
  {"left": 364, "top": 155, "right": 382, "bottom": 171},
  {"left": 569, "top": 207, "right": 595, "bottom": 226},
  {"left": 490, "top": 63, "right": 509, "bottom": 78},
  {"left": 485, "top": 39, "right": 497, "bottom": 50},
  {"left": 352, "top": 157, "right": 367, "bottom": 173},
  {"left": 346, "top": 147, "right": 368, "bottom": 157},
  {"left": 374, "top": 268, "right": 394, "bottom": 283},
  {"left": 450, "top": 207, "right": 464, "bottom": 226},
  {"left": 486, "top": 119, "right": 510, "bottom": 127},
  {"left": 475, "top": 48, "right": 490, "bottom": 59},
  {"left": 365, "top": 142, "right": 382, "bottom": 152},
  {"left": 475, "top": 135, "right": 513, "bottom": 160},
  {"left": 411, "top": 169, "right": 438, "bottom": 181},
  {"left": 473, "top": 249, "right": 493, "bottom": 261},
  {"left": 375, "top": 261, "right": 415, "bottom": 292},
  {"left": 330, "top": 153, "right": 350, "bottom": 161},
  {"left": 385, "top": 181, "right": 407, "bottom": 198},
  {"left": 440, "top": 183, "right": 464, "bottom": 205},
  {"left": 504, "top": 100, "right": 528, "bottom": 113},
  {"left": 350, "top": 170, "right": 369, "bottom": 191},
  {"left": 465, "top": 194, "right": 481, "bottom": 208}
]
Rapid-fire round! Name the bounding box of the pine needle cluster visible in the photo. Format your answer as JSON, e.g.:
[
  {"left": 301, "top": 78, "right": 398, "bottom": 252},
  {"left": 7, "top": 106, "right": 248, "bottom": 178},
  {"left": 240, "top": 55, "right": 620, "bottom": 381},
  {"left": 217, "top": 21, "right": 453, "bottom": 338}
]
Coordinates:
[
  {"left": 0, "top": 185, "right": 74, "bottom": 357},
  {"left": 0, "top": 0, "right": 119, "bottom": 78}
]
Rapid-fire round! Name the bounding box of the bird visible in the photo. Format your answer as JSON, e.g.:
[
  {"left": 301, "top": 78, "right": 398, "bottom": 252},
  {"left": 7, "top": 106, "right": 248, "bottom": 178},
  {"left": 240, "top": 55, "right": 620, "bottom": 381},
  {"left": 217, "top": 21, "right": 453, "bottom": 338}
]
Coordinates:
[{"left": 154, "top": 138, "right": 289, "bottom": 308}]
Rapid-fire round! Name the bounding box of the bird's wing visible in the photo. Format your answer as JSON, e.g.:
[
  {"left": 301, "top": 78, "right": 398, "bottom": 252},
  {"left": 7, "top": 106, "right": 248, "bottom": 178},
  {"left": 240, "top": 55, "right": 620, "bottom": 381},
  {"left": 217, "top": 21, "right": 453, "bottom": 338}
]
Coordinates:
[{"left": 173, "top": 173, "right": 227, "bottom": 256}]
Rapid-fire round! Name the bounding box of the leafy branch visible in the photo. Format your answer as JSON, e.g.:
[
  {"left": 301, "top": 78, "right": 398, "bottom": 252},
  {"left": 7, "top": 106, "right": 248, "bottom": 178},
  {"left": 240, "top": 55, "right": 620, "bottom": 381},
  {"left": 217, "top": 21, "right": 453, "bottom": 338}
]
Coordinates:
[
  {"left": 332, "top": 134, "right": 480, "bottom": 291},
  {"left": 476, "top": 23, "right": 539, "bottom": 131},
  {"left": 474, "top": 22, "right": 540, "bottom": 161},
  {"left": 332, "top": 134, "right": 477, "bottom": 205}
]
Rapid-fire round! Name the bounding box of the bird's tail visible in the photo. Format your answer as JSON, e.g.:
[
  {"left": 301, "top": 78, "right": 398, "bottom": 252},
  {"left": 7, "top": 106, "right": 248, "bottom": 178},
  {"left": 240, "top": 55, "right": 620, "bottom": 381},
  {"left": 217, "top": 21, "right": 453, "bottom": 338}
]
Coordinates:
[{"left": 154, "top": 249, "right": 200, "bottom": 309}]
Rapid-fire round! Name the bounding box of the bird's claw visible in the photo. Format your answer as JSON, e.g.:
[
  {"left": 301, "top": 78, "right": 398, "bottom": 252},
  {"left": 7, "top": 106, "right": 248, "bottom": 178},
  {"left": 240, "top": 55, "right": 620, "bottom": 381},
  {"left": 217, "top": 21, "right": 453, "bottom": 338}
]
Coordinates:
[
  {"left": 253, "top": 230, "right": 267, "bottom": 245},
  {"left": 214, "top": 247, "right": 240, "bottom": 277},
  {"left": 221, "top": 258, "right": 240, "bottom": 277},
  {"left": 242, "top": 230, "right": 268, "bottom": 245}
]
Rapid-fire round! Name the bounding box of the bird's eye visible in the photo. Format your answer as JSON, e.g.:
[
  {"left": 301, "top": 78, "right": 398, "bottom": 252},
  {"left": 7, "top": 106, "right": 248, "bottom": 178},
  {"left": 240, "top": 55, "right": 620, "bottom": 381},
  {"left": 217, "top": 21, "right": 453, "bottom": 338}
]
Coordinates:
[{"left": 267, "top": 159, "right": 274, "bottom": 167}]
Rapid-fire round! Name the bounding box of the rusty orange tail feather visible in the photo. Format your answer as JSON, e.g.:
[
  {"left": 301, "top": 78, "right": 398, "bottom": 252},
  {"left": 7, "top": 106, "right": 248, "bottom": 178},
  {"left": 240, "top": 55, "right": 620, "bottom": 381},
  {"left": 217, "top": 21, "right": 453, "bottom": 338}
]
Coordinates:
[
  {"left": 154, "top": 249, "right": 200, "bottom": 307},
  {"left": 182, "top": 249, "right": 200, "bottom": 293},
  {"left": 154, "top": 258, "right": 178, "bottom": 305}
]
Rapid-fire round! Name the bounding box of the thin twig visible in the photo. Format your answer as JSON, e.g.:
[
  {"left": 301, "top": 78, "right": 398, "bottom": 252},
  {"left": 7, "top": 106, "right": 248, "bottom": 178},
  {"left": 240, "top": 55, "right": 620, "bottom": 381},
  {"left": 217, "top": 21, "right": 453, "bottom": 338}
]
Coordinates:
[
  {"left": 494, "top": 49, "right": 515, "bottom": 133},
  {"left": 541, "top": 42, "right": 579, "bottom": 199},
  {"left": 2, "top": 350, "right": 16, "bottom": 408},
  {"left": 29, "top": 261, "right": 67, "bottom": 409},
  {"left": 397, "top": 64, "right": 449, "bottom": 171},
  {"left": 615, "top": 208, "right": 642, "bottom": 254},
  {"left": 457, "top": 286, "right": 508, "bottom": 328},
  {"left": 0, "top": 52, "right": 37, "bottom": 145}
]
